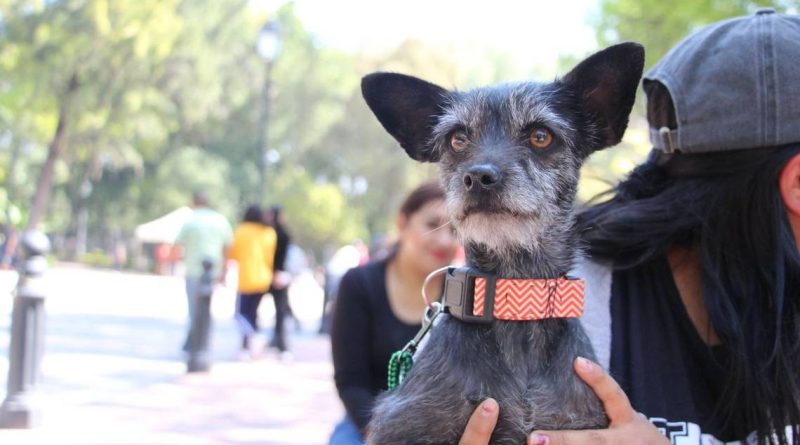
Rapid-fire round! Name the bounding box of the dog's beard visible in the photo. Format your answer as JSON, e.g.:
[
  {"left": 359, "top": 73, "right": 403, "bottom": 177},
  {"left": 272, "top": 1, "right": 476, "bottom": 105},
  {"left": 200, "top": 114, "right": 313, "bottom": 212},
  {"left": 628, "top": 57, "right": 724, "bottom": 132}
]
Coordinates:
[
  {"left": 443, "top": 159, "right": 578, "bottom": 257},
  {"left": 454, "top": 212, "right": 543, "bottom": 254},
  {"left": 445, "top": 189, "right": 572, "bottom": 259},
  {"left": 444, "top": 180, "right": 543, "bottom": 254}
]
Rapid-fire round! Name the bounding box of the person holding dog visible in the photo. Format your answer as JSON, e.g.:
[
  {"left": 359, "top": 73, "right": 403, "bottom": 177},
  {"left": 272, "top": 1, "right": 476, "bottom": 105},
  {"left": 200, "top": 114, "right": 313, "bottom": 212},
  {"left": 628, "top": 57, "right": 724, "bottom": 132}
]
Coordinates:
[
  {"left": 460, "top": 9, "right": 800, "bottom": 445},
  {"left": 329, "top": 181, "right": 460, "bottom": 445}
]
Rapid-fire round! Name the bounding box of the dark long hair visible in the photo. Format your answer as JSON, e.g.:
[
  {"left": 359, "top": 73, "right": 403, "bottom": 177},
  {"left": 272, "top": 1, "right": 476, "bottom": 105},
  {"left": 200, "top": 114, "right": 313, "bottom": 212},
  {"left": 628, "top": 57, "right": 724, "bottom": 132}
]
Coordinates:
[
  {"left": 398, "top": 181, "right": 445, "bottom": 219},
  {"left": 268, "top": 205, "right": 290, "bottom": 271},
  {"left": 578, "top": 145, "right": 800, "bottom": 444}
]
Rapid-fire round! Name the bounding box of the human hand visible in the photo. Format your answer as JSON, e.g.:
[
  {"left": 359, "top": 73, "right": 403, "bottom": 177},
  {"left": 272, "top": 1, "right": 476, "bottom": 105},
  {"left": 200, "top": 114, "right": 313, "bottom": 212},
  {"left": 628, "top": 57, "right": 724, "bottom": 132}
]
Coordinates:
[
  {"left": 527, "top": 357, "right": 670, "bottom": 445},
  {"left": 217, "top": 267, "right": 228, "bottom": 285},
  {"left": 458, "top": 398, "right": 499, "bottom": 445},
  {"left": 273, "top": 271, "right": 292, "bottom": 288}
]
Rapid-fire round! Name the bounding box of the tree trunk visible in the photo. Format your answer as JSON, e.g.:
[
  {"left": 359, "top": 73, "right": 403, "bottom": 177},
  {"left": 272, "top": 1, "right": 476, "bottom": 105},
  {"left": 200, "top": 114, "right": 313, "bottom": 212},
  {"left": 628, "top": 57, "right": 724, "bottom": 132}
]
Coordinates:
[
  {"left": 25, "top": 111, "right": 67, "bottom": 231},
  {"left": 25, "top": 73, "right": 78, "bottom": 231},
  {"left": 71, "top": 173, "right": 94, "bottom": 261},
  {"left": 3, "top": 135, "right": 22, "bottom": 227}
]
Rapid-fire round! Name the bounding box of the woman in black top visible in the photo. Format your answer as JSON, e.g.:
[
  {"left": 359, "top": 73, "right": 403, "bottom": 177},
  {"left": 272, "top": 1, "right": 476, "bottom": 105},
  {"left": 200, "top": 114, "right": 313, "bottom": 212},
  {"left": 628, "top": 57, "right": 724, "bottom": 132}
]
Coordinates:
[{"left": 329, "top": 182, "right": 460, "bottom": 444}]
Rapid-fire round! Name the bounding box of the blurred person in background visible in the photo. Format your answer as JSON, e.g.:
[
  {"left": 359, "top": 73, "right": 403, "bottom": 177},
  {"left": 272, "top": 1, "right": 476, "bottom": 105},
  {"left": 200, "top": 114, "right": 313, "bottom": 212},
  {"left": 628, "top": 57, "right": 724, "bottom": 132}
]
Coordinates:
[
  {"left": 283, "top": 242, "right": 312, "bottom": 333},
  {"left": 284, "top": 243, "right": 310, "bottom": 279},
  {"left": 175, "top": 191, "right": 233, "bottom": 353},
  {"left": 112, "top": 238, "right": 128, "bottom": 270},
  {"left": 319, "top": 239, "right": 369, "bottom": 334},
  {"left": 230, "top": 204, "right": 277, "bottom": 359},
  {"left": 329, "top": 181, "right": 459, "bottom": 445},
  {"left": 0, "top": 226, "right": 19, "bottom": 270},
  {"left": 265, "top": 205, "right": 293, "bottom": 358}
]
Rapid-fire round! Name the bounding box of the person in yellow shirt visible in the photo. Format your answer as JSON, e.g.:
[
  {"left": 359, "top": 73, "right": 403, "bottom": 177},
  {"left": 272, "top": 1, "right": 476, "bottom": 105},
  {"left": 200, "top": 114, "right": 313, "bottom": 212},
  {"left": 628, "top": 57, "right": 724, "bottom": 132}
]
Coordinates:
[{"left": 229, "top": 204, "right": 277, "bottom": 358}]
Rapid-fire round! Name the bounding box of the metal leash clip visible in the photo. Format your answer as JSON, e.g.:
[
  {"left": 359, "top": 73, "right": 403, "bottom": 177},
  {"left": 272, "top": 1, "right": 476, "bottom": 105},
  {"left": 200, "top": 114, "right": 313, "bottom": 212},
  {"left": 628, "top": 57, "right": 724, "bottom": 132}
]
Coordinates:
[
  {"left": 388, "top": 302, "right": 443, "bottom": 389},
  {"left": 388, "top": 266, "right": 448, "bottom": 389},
  {"left": 400, "top": 301, "right": 442, "bottom": 355}
]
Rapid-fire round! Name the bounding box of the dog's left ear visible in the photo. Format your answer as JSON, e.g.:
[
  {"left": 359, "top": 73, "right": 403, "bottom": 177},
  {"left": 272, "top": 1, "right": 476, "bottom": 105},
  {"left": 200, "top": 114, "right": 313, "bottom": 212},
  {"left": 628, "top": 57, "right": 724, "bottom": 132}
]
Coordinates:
[
  {"left": 562, "top": 42, "right": 645, "bottom": 149},
  {"left": 361, "top": 72, "right": 451, "bottom": 162}
]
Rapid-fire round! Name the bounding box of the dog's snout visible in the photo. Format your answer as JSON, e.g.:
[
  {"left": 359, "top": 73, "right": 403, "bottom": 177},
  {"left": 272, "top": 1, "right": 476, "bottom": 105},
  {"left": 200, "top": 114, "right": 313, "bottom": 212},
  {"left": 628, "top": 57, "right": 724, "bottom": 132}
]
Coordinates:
[{"left": 463, "top": 164, "right": 502, "bottom": 191}]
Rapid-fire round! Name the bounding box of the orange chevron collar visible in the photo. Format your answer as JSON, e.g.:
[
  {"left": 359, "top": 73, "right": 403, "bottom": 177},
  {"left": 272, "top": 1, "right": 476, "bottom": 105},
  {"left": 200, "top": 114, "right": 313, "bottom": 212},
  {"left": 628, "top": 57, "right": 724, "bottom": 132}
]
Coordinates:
[{"left": 442, "top": 267, "right": 585, "bottom": 323}]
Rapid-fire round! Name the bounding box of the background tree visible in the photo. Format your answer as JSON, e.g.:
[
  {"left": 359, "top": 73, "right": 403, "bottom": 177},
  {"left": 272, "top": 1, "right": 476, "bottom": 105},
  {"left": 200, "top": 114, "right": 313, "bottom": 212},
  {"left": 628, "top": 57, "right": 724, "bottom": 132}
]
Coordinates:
[{"left": 4, "top": 0, "right": 794, "bottom": 267}]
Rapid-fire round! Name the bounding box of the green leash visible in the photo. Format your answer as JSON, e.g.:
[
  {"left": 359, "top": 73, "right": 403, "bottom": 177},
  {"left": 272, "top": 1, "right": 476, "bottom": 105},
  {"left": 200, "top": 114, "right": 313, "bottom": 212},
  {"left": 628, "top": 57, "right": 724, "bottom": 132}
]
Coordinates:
[
  {"left": 387, "top": 350, "right": 414, "bottom": 389},
  {"left": 387, "top": 302, "right": 442, "bottom": 390}
]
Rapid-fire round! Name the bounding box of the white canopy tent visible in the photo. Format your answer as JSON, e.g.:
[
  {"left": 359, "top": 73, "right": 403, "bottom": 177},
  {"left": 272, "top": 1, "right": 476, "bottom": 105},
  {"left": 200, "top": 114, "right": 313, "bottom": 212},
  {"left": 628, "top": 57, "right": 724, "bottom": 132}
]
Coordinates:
[{"left": 134, "top": 207, "right": 193, "bottom": 244}]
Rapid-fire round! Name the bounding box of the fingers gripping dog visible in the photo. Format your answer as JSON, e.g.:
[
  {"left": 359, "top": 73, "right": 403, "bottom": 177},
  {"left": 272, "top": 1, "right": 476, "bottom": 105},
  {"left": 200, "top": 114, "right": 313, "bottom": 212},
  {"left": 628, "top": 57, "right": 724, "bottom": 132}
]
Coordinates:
[{"left": 361, "top": 43, "right": 644, "bottom": 445}]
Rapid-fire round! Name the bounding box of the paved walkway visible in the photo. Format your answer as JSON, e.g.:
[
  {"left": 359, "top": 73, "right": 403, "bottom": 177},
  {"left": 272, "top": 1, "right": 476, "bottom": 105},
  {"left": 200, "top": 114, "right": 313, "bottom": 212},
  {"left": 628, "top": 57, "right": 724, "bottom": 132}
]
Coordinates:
[{"left": 0, "top": 265, "right": 343, "bottom": 444}]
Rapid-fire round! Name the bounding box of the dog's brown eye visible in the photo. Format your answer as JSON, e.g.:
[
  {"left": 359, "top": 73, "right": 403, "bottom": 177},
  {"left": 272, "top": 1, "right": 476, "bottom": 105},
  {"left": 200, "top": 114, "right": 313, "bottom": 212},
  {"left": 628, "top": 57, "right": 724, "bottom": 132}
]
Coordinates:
[
  {"left": 450, "top": 130, "right": 469, "bottom": 152},
  {"left": 529, "top": 127, "right": 554, "bottom": 149}
]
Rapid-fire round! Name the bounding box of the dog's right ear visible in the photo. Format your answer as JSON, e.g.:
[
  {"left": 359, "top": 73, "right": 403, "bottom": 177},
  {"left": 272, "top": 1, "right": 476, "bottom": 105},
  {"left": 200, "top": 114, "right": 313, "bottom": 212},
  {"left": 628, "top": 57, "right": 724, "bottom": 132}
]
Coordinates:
[
  {"left": 561, "top": 42, "right": 645, "bottom": 150},
  {"left": 361, "top": 73, "right": 450, "bottom": 162}
]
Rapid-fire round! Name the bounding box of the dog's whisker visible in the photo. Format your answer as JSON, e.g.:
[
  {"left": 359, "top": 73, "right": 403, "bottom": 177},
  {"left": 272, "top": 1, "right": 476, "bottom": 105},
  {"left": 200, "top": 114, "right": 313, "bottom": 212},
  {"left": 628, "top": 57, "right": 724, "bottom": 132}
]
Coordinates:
[{"left": 423, "top": 220, "right": 453, "bottom": 236}]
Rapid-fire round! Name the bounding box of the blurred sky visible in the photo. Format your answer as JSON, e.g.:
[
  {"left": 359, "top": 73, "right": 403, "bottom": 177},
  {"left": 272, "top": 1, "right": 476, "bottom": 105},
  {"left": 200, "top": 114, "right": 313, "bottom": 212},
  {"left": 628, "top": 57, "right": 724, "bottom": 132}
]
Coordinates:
[{"left": 255, "top": 0, "right": 599, "bottom": 77}]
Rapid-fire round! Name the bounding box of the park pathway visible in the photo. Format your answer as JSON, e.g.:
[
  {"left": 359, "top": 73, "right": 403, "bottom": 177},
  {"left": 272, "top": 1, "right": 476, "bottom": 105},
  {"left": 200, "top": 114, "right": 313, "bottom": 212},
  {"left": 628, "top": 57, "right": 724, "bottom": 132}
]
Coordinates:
[{"left": 0, "top": 265, "right": 343, "bottom": 445}]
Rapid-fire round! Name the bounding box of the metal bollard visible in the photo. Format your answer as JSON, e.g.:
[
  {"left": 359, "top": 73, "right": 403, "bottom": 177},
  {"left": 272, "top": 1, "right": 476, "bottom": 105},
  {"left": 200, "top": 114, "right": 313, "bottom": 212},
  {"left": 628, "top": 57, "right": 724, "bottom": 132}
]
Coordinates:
[
  {"left": 0, "top": 230, "right": 50, "bottom": 429},
  {"left": 186, "top": 258, "right": 214, "bottom": 373}
]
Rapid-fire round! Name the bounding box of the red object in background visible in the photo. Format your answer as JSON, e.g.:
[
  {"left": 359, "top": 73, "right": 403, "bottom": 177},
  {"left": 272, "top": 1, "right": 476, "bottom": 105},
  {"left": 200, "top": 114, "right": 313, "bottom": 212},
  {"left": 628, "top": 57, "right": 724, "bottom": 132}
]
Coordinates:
[
  {"left": 154, "top": 243, "right": 181, "bottom": 275},
  {"left": 356, "top": 242, "right": 370, "bottom": 266}
]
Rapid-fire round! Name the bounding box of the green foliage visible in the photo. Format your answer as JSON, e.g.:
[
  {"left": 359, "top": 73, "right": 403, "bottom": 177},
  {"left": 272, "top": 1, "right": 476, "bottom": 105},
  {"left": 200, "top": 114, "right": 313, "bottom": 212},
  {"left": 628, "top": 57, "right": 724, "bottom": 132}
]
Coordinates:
[
  {"left": 144, "top": 146, "right": 236, "bottom": 223},
  {"left": 0, "top": 0, "right": 387, "bottom": 258},
  {"left": 79, "top": 250, "right": 114, "bottom": 268},
  {"left": 266, "top": 165, "right": 367, "bottom": 257}
]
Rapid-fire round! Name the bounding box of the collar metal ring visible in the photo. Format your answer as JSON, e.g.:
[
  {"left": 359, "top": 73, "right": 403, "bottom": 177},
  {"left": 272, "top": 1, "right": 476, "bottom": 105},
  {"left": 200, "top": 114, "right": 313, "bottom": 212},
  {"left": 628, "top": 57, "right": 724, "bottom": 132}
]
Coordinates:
[{"left": 421, "top": 266, "right": 450, "bottom": 308}]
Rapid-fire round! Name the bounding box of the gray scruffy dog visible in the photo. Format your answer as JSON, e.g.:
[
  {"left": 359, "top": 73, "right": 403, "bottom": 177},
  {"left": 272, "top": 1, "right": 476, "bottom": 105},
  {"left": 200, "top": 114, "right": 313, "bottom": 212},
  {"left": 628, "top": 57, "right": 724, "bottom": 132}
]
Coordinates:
[{"left": 360, "top": 43, "right": 644, "bottom": 444}]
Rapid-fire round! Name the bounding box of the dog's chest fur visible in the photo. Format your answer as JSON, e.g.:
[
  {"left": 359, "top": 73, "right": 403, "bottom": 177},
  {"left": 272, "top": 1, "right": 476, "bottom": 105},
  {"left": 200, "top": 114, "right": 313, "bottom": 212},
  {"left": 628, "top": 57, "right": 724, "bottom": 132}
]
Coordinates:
[{"left": 369, "top": 318, "right": 605, "bottom": 444}]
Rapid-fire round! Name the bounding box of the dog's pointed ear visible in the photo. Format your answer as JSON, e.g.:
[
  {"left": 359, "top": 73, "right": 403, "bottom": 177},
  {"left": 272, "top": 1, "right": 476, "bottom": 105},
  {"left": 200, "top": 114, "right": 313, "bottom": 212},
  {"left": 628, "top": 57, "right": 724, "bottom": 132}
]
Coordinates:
[
  {"left": 561, "top": 42, "right": 645, "bottom": 149},
  {"left": 361, "top": 72, "right": 450, "bottom": 162}
]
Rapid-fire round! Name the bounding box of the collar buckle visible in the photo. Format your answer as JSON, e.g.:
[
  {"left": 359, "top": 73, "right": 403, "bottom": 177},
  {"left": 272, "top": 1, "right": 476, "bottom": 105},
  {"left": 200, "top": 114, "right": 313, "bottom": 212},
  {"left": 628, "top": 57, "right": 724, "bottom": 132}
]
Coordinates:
[{"left": 443, "top": 267, "right": 495, "bottom": 323}]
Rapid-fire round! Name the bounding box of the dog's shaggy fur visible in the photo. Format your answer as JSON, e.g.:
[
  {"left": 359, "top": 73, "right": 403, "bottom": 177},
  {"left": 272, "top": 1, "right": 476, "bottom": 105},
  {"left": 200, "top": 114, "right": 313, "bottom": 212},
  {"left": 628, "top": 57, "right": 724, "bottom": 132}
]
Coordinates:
[{"left": 361, "top": 43, "right": 644, "bottom": 444}]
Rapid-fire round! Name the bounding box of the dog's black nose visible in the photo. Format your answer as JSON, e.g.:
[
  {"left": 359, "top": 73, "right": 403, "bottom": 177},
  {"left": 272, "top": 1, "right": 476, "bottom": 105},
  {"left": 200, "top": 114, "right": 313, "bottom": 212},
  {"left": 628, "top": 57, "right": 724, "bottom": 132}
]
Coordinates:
[{"left": 463, "top": 165, "right": 502, "bottom": 191}]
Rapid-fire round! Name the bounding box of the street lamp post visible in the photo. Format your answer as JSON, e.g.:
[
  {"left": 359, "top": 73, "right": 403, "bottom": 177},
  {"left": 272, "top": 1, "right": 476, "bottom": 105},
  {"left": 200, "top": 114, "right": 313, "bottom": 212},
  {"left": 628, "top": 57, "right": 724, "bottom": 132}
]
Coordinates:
[
  {"left": 186, "top": 257, "right": 215, "bottom": 373},
  {"left": 256, "top": 21, "right": 281, "bottom": 202}
]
